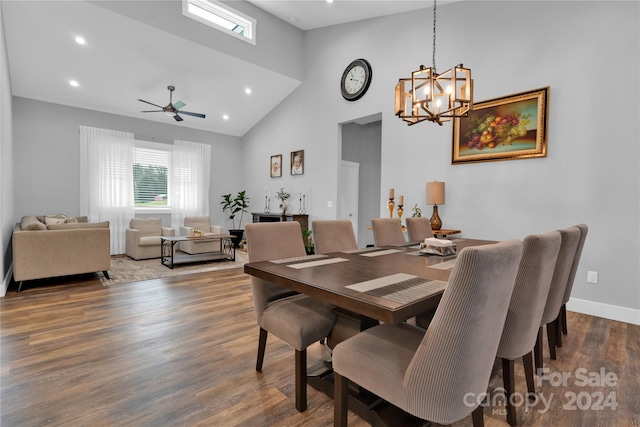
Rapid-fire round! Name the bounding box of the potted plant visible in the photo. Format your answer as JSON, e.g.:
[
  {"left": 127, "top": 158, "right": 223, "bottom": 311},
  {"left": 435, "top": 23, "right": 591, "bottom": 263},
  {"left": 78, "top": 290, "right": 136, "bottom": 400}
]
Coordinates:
[
  {"left": 302, "top": 229, "right": 314, "bottom": 255},
  {"left": 221, "top": 190, "right": 250, "bottom": 247},
  {"left": 411, "top": 204, "right": 422, "bottom": 217},
  {"left": 275, "top": 187, "right": 290, "bottom": 214}
]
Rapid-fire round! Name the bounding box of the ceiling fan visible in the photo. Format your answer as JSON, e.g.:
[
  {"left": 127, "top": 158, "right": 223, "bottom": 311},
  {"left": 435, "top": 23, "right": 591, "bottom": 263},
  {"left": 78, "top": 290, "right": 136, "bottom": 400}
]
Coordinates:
[{"left": 138, "top": 85, "right": 206, "bottom": 122}]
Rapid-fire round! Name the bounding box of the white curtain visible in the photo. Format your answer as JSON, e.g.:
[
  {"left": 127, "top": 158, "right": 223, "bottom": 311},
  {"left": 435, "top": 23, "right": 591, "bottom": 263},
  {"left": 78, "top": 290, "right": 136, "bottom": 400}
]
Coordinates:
[
  {"left": 79, "top": 126, "right": 135, "bottom": 254},
  {"left": 170, "top": 140, "right": 211, "bottom": 230}
]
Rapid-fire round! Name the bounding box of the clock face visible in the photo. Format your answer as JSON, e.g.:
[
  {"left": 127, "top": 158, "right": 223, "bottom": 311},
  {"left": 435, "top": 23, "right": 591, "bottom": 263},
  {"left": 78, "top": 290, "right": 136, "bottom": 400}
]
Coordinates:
[{"left": 341, "top": 59, "right": 372, "bottom": 101}]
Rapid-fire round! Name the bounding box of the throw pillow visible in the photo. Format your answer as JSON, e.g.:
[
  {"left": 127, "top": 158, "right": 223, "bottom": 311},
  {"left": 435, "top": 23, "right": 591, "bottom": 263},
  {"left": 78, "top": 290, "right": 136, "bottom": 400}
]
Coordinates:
[
  {"left": 20, "top": 216, "right": 47, "bottom": 230},
  {"left": 45, "top": 215, "right": 68, "bottom": 226},
  {"left": 65, "top": 217, "right": 79, "bottom": 224}
]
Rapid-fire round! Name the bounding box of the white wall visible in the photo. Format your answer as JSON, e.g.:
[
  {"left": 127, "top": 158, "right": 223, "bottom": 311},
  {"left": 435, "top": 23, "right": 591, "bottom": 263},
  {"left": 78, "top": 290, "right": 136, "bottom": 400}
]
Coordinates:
[
  {"left": 12, "top": 97, "right": 244, "bottom": 232},
  {"left": 1, "top": 3, "right": 14, "bottom": 296},
  {"left": 242, "top": 1, "right": 640, "bottom": 322}
]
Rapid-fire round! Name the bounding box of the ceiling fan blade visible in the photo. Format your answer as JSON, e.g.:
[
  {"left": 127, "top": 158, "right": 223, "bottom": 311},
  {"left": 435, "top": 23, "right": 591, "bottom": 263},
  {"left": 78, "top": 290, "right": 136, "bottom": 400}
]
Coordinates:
[
  {"left": 138, "top": 99, "right": 164, "bottom": 109},
  {"left": 141, "top": 110, "right": 163, "bottom": 113},
  {"left": 173, "top": 114, "right": 184, "bottom": 122},
  {"left": 173, "top": 101, "right": 186, "bottom": 110},
  {"left": 178, "top": 110, "right": 206, "bottom": 119}
]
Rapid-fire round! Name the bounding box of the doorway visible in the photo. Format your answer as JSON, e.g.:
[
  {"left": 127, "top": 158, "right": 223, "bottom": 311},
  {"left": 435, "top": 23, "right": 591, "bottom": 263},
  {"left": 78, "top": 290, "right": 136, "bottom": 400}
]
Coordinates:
[{"left": 339, "top": 114, "right": 382, "bottom": 247}]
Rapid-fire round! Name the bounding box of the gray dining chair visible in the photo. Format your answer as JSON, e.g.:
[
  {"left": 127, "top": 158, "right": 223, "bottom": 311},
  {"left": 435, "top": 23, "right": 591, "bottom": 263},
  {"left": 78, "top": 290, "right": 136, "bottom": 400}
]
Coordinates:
[
  {"left": 559, "top": 224, "right": 588, "bottom": 336},
  {"left": 333, "top": 239, "right": 523, "bottom": 427},
  {"left": 534, "top": 226, "right": 581, "bottom": 370},
  {"left": 371, "top": 218, "right": 405, "bottom": 246},
  {"left": 245, "top": 222, "right": 337, "bottom": 412},
  {"left": 312, "top": 220, "right": 358, "bottom": 254},
  {"left": 496, "top": 231, "right": 561, "bottom": 426},
  {"left": 405, "top": 216, "right": 434, "bottom": 242}
]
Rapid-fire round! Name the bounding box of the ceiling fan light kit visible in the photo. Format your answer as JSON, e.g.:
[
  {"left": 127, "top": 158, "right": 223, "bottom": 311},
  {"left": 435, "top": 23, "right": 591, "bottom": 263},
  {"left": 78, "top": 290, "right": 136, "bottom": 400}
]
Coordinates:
[{"left": 138, "top": 85, "right": 206, "bottom": 122}]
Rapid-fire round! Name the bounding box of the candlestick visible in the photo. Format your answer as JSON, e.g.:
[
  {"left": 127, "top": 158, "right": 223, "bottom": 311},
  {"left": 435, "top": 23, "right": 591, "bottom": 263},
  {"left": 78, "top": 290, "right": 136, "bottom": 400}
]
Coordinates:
[
  {"left": 398, "top": 195, "right": 404, "bottom": 206},
  {"left": 397, "top": 204, "right": 404, "bottom": 222},
  {"left": 388, "top": 198, "right": 395, "bottom": 218},
  {"left": 389, "top": 188, "right": 395, "bottom": 199}
]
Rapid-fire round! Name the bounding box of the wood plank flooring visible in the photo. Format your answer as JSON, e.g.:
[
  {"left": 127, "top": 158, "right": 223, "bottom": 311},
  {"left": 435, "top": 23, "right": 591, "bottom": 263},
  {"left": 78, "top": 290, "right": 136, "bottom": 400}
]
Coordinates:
[{"left": 1, "top": 270, "right": 638, "bottom": 426}]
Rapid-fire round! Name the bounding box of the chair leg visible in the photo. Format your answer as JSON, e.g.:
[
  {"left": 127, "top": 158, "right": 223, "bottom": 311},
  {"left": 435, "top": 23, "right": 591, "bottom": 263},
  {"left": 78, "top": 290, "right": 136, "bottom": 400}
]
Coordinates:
[
  {"left": 256, "top": 328, "right": 268, "bottom": 372},
  {"left": 523, "top": 351, "right": 536, "bottom": 398},
  {"left": 502, "top": 358, "right": 517, "bottom": 427},
  {"left": 534, "top": 327, "right": 544, "bottom": 372},
  {"left": 555, "top": 316, "right": 563, "bottom": 348},
  {"left": 102, "top": 270, "right": 110, "bottom": 280},
  {"left": 334, "top": 372, "right": 349, "bottom": 427},
  {"left": 546, "top": 322, "right": 557, "bottom": 360},
  {"left": 17, "top": 281, "right": 24, "bottom": 293},
  {"left": 295, "top": 349, "right": 308, "bottom": 412},
  {"left": 560, "top": 304, "right": 568, "bottom": 335},
  {"left": 471, "top": 404, "right": 484, "bottom": 427}
]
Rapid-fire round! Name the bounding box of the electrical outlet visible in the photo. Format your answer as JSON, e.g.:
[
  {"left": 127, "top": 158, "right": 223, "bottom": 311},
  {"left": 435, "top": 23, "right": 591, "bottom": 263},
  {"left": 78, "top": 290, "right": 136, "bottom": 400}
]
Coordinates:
[
  {"left": 327, "top": 201, "right": 333, "bottom": 208},
  {"left": 587, "top": 271, "right": 598, "bottom": 284}
]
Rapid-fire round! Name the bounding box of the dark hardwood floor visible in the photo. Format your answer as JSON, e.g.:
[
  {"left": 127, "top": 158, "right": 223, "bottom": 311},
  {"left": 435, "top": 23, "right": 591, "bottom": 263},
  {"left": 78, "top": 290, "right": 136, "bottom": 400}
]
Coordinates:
[{"left": 1, "top": 270, "right": 638, "bottom": 426}]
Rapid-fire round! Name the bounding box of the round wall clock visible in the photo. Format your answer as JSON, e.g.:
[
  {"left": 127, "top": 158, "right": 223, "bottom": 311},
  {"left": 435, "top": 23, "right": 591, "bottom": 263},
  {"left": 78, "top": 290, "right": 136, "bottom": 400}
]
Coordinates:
[{"left": 340, "top": 58, "right": 372, "bottom": 101}]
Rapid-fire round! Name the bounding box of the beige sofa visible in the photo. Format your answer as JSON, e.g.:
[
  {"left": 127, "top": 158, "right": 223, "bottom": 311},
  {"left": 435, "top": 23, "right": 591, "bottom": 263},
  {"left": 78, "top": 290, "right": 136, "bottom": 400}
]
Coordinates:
[
  {"left": 125, "top": 218, "right": 175, "bottom": 260},
  {"left": 13, "top": 215, "right": 111, "bottom": 292},
  {"left": 179, "top": 216, "right": 225, "bottom": 254}
]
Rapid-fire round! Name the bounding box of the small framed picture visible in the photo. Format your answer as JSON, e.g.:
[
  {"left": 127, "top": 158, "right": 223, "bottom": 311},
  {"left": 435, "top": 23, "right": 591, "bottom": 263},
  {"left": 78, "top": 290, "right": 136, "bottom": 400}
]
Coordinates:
[
  {"left": 270, "top": 154, "right": 282, "bottom": 178},
  {"left": 290, "top": 150, "right": 304, "bottom": 175}
]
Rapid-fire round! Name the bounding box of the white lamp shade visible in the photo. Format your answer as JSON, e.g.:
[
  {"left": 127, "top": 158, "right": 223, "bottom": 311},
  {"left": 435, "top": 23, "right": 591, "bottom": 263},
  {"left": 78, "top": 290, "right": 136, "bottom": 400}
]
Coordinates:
[{"left": 426, "top": 181, "right": 445, "bottom": 205}]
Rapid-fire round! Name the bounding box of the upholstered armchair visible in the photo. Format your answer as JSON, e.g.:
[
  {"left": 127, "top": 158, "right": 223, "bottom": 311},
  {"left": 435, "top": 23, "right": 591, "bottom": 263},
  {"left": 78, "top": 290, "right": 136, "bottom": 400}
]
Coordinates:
[
  {"left": 125, "top": 218, "right": 175, "bottom": 260},
  {"left": 179, "top": 216, "right": 225, "bottom": 255}
]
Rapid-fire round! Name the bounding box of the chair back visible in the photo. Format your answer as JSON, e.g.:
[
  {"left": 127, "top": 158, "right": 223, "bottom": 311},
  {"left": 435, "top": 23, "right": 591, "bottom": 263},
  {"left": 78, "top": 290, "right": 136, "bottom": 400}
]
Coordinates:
[
  {"left": 541, "top": 226, "right": 581, "bottom": 325},
  {"left": 184, "top": 216, "right": 212, "bottom": 231},
  {"left": 405, "top": 217, "right": 434, "bottom": 242},
  {"left": 497, "top": 231, "right": 562, "bottom": 360},
  {"left": 129, "top": 218, "right": 161, "bottom": 236},
  {"left": 312, "top": 220, "right": 358, "bottom": 254},
  {"left": 404, "top": 239, "right": 523, "bottom": 423},
  {"left": 371, "top": 218, "right": 405, "bottom": 246},
  {"left": 562, "top": 224, "right": 588, "bottom": 305},
  {"left": 245, "top": 222, "right": 306, "bottom": 324}
]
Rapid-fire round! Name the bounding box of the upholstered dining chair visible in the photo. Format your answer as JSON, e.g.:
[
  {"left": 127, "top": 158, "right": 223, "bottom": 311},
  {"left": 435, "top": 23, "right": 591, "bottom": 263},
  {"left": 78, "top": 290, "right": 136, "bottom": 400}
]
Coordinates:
[
  {"left": 312, "top": 220, "right": 358, "bottom": 254},
  {"left": 371, "top": 218, "right": 405, "bottom": 246},
  {"left": 559, "top": 224, "right": 588, "bottom": 336},
  {"left": 333, "top": 239, "right": 523, "bottom": 427},
  {"left": 405, "top": 217, "right": 434, "bottom": 242},
  {"left": 244, "top": 222, "right": 337, "bottom": 412},
  {"left": 496, "top": 231, "right": 561, "bottom": 426},
  {"left": 534, "top": 226, "right": 581, "bottom": 370}
]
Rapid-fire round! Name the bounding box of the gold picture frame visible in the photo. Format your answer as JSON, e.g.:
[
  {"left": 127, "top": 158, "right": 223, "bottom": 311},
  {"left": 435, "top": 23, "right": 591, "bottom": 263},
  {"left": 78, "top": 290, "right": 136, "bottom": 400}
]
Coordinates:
[
  {"left": 452, "top": 87, "right": 549, "bottom": 164},
  {"left": 270, "top": 154, "right": 282, "bottom": 178}
]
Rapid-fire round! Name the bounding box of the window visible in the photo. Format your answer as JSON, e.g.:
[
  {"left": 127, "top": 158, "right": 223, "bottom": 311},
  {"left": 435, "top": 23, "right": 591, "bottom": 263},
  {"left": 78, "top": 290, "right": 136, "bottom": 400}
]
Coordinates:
[
  {"left": 133, "top": 141, "right": 171, "bottom": 208},
  {"left": 182, "top": 0, "right": 256, "bottom": 45}
]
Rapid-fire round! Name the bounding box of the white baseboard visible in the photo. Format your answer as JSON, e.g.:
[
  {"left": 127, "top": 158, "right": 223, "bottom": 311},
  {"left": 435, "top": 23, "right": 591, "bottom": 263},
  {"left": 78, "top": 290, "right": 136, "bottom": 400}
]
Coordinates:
[
  {"left": 567, "top": 298, "right": 640, "bottom": 326},
  {"left": 1, "top": 264, "right": 12, "bottom": 297}
]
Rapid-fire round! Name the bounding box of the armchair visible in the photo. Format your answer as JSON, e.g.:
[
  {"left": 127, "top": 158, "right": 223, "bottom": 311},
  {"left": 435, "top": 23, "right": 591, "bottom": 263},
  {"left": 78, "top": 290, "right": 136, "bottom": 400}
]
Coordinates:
[
  {"left": 179, "top": 216, "right": 225, "bottom": 255},
  {"left": 125, "top": 218, "right": 175, "bottom": 260}
]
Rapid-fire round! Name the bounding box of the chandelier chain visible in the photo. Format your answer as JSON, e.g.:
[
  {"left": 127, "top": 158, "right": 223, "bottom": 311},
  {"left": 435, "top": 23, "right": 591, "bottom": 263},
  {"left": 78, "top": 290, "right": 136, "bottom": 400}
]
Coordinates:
[{"left": 432, "top": 0, "right": 437, "bottom": 71}]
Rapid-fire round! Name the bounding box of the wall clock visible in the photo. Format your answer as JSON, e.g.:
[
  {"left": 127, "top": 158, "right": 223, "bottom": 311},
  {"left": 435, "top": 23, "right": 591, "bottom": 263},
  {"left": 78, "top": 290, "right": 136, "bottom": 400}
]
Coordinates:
[{"left": 340, "top": 58, "right": 372, "bottom": 101}]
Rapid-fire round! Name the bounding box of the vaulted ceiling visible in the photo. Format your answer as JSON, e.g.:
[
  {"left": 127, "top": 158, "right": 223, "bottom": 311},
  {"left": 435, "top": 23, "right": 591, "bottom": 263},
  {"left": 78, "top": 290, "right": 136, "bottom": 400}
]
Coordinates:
[{"left": 2, "top": 0, "right": 438, "bottom": 137}]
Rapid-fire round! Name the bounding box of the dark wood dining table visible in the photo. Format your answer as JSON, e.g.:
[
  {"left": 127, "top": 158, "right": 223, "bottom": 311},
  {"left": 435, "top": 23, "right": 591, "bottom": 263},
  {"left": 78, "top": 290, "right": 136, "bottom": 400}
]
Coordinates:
[{"left": 243, "top": 238, "right": 496, "bottom": 427}]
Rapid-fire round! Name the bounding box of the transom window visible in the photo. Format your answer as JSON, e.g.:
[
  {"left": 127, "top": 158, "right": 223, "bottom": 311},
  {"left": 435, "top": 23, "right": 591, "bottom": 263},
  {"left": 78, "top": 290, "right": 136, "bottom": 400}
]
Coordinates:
[{"left": 182, "top": 0, "right": 256, "bottom": 45}]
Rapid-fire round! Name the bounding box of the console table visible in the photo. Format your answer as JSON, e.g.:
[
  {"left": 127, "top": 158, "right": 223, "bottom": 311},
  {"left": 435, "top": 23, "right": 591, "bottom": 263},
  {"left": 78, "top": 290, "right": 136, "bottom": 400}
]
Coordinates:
[{"left": 251, "top": 212, "right": 309, "bottom": 242}]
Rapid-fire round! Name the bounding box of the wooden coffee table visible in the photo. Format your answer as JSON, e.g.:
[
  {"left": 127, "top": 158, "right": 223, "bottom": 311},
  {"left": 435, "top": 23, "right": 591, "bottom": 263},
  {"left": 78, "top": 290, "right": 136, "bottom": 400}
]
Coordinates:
[{"left": 161, "top": 234, "right": 235, "bottom": 269}]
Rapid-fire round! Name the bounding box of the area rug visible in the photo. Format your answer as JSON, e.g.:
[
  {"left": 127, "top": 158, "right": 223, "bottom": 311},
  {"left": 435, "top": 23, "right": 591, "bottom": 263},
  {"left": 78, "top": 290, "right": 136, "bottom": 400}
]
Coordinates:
[{"left": 99, "top": 250, "right": 248, "bottom": 286}]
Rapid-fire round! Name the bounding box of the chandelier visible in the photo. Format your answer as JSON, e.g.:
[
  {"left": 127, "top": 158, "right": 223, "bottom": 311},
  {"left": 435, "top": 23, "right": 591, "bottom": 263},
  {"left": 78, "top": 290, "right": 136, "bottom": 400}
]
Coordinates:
[{"left": 395, "top": 0, "right": 473, "bottom": 126}]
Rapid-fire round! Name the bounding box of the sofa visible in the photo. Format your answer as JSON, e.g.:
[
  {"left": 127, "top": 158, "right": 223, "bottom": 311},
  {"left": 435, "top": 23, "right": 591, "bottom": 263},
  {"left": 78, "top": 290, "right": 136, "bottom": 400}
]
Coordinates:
[
  {"left": 125, "top": 218, "right": 175, "bottom": 260},
  {"left": 13, "top": 215, "right": 111, "bottom": 292},
  {"left": 179, "top": 216, "right": 225, "bottom": 254}
]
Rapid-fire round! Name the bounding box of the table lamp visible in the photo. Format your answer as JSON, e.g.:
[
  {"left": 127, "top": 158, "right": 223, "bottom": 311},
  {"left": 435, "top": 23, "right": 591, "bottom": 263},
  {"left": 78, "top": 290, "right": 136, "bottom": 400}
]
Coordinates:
[{"left": 426, "top": 181, "right": 445, "bottom": 230}]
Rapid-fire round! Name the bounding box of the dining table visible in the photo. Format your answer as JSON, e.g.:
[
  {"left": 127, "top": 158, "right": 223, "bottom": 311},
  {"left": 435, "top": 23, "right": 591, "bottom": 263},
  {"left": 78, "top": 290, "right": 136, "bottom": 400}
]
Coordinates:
[{"left": 244, "top": 237, "right": 496, "bottom": 426}]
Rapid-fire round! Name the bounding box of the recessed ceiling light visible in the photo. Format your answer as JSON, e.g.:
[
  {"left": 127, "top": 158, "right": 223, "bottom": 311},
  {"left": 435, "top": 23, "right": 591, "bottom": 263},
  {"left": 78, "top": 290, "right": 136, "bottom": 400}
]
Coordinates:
[
  {"left": 223, "top": 114, "right": 229, "bottom": 120},
  {"left": 75, "top": 36, "right": 86, "bottom": 45},
  {"left": 327, "top": 0, "right": 334, "bottom": 3},
  {"left": 245, "top": 88, "right": 252, "bottom": 95},
  {"left": 69, "top": 80, "right": 79, "bottom": 87}
]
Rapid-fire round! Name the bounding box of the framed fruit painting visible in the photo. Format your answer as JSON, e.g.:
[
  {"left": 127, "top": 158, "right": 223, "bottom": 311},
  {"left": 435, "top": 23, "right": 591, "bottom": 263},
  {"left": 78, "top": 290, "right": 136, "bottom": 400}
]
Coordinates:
[{"left": 452, "top": 87, "right": 549, "bottom": 164}]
